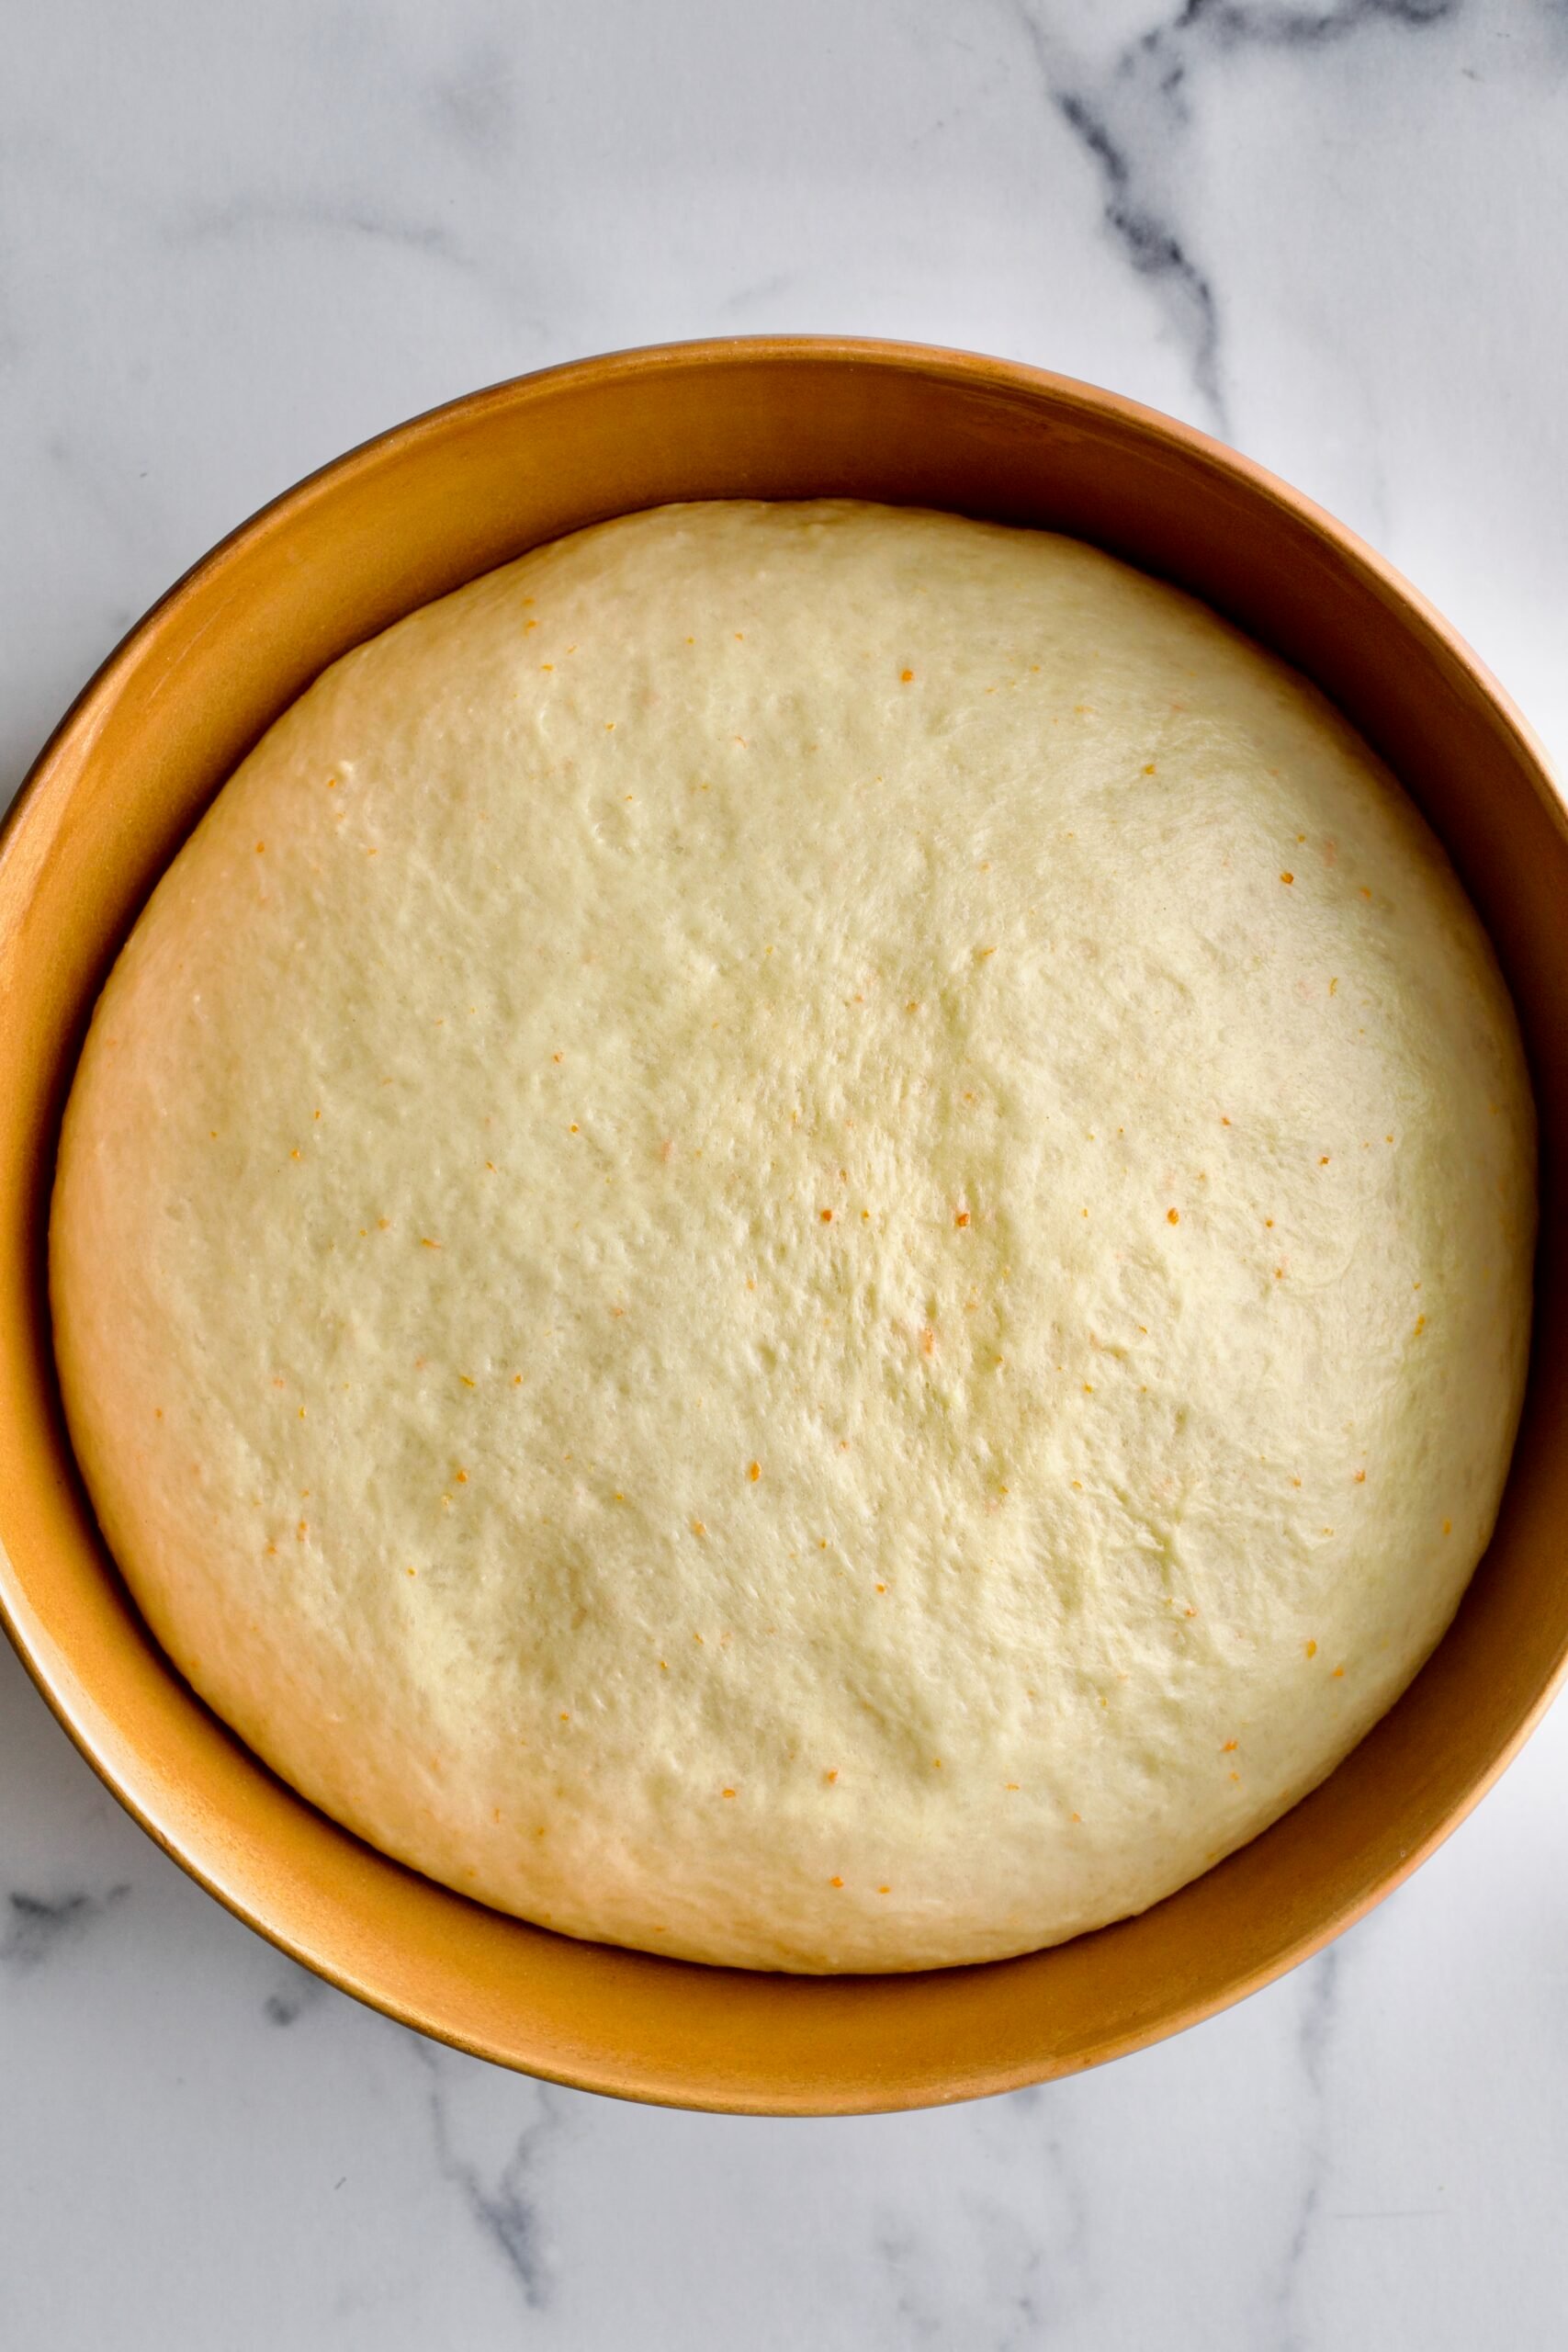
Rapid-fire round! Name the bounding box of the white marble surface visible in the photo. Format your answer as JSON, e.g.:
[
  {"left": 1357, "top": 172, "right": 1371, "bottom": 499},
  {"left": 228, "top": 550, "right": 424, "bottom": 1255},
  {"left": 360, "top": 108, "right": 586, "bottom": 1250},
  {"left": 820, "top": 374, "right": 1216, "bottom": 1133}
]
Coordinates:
[{"left": 4, "top": 3, "right": 1568, "bottom": 2344}]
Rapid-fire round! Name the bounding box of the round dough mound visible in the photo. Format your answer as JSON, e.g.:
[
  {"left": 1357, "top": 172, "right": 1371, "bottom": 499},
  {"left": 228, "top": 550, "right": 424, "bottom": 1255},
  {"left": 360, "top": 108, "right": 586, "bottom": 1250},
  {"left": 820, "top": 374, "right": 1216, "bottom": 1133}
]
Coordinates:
[{"left": 51, "top": 502, "right": 1535, "bottom": 1972}]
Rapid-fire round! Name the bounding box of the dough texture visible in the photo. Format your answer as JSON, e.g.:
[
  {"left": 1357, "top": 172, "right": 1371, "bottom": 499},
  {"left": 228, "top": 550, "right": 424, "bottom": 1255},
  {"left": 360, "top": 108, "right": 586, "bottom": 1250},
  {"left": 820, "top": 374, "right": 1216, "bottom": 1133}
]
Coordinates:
[{"left": 51, "top": 501, "right": 1535, "bottom": 1971}]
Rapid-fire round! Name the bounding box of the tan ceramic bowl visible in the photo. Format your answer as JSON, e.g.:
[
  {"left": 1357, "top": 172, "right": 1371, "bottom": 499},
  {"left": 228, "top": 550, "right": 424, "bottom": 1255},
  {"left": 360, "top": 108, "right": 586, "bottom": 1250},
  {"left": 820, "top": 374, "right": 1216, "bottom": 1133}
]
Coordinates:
[{"left": 3, "top": 339, "right": 1566, "bottom": 2114}]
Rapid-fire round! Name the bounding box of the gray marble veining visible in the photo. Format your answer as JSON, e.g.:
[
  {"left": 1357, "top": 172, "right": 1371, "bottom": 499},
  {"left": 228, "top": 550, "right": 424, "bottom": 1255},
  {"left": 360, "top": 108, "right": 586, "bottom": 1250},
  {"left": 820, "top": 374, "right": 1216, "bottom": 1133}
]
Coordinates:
[
  {"left": 1, "top": 1883, "right": 130, "bottom": 1973},
  {"left": 1010, "top": 0, "right": 1477, "bottom": 435},
  {"left": 422, "top": 2050, "right": 568, "bottom": 2313}
]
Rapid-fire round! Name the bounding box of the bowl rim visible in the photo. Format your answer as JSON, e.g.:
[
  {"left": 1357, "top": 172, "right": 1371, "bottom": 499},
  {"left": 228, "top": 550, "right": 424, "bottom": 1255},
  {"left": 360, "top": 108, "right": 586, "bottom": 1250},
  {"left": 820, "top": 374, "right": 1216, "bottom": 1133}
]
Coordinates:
[
  {"left": 10, "top": 332, "right": 1559, "bottom": 886},
  {"left": 3, "top": 333, "right": 1564, "bottom": 2114}
]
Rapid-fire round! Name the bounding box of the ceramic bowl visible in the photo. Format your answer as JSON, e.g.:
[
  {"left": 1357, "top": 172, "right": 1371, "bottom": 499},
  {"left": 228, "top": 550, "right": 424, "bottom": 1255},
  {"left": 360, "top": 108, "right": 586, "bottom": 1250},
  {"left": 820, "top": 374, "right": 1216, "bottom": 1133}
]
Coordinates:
[{"left": 3, "top": 338, "right": 1565, "bottom": 2114}]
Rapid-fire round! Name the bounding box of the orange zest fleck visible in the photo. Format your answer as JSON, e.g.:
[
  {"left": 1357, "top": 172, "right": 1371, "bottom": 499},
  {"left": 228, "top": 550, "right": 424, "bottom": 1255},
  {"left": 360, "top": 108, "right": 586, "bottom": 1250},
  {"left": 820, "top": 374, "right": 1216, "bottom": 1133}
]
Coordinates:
[
  {"left": 1280, "top": 871, "right": 1294, "bottom": 885},
  {"left": 748, "top": 1461, "right": 761, "bottom": 1482},
  {"left": 954, "top": 1209, "right": 970, "bottom": 1227},
  {"left": 1167, "top": 1207, "right": 1179, "bottom": 1225}
]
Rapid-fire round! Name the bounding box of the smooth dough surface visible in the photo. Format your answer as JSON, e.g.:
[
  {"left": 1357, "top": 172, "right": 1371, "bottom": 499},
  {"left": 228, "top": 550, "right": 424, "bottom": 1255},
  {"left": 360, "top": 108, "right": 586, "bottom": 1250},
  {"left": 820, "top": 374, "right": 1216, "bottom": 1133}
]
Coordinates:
[{"left": 51, "top": 501, "right": 1535, "bottom": 1972}]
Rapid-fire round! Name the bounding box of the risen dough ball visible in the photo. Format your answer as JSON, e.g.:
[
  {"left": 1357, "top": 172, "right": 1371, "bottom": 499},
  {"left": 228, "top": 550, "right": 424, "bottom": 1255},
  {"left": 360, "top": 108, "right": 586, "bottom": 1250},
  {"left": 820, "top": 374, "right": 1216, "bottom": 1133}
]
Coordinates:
[{"left": 51, "top": 502, "right": 1534, "bottom": 1972}]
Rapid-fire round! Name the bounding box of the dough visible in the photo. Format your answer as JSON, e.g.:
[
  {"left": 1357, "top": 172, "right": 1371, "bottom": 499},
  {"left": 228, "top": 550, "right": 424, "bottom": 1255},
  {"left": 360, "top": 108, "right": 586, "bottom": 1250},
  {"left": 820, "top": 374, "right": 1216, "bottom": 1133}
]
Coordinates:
[{"left": 51, "top": 501, "right": 1535, "bottom": 1972}]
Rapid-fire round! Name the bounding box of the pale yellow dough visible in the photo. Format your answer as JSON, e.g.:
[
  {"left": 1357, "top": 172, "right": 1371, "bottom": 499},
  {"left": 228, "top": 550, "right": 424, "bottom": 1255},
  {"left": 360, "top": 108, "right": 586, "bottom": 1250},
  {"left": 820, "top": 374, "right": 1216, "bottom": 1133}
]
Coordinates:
[{"left": 51, "top": 501, "right": 1535, "bottom": 1972}]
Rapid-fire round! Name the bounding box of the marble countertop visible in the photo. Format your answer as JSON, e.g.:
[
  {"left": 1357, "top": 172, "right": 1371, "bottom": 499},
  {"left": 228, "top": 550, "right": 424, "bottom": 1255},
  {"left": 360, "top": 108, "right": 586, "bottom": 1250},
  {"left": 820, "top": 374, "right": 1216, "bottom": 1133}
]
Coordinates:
[{"left": 5, "top": 4, "right": 1567, "bottom": 2345}]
